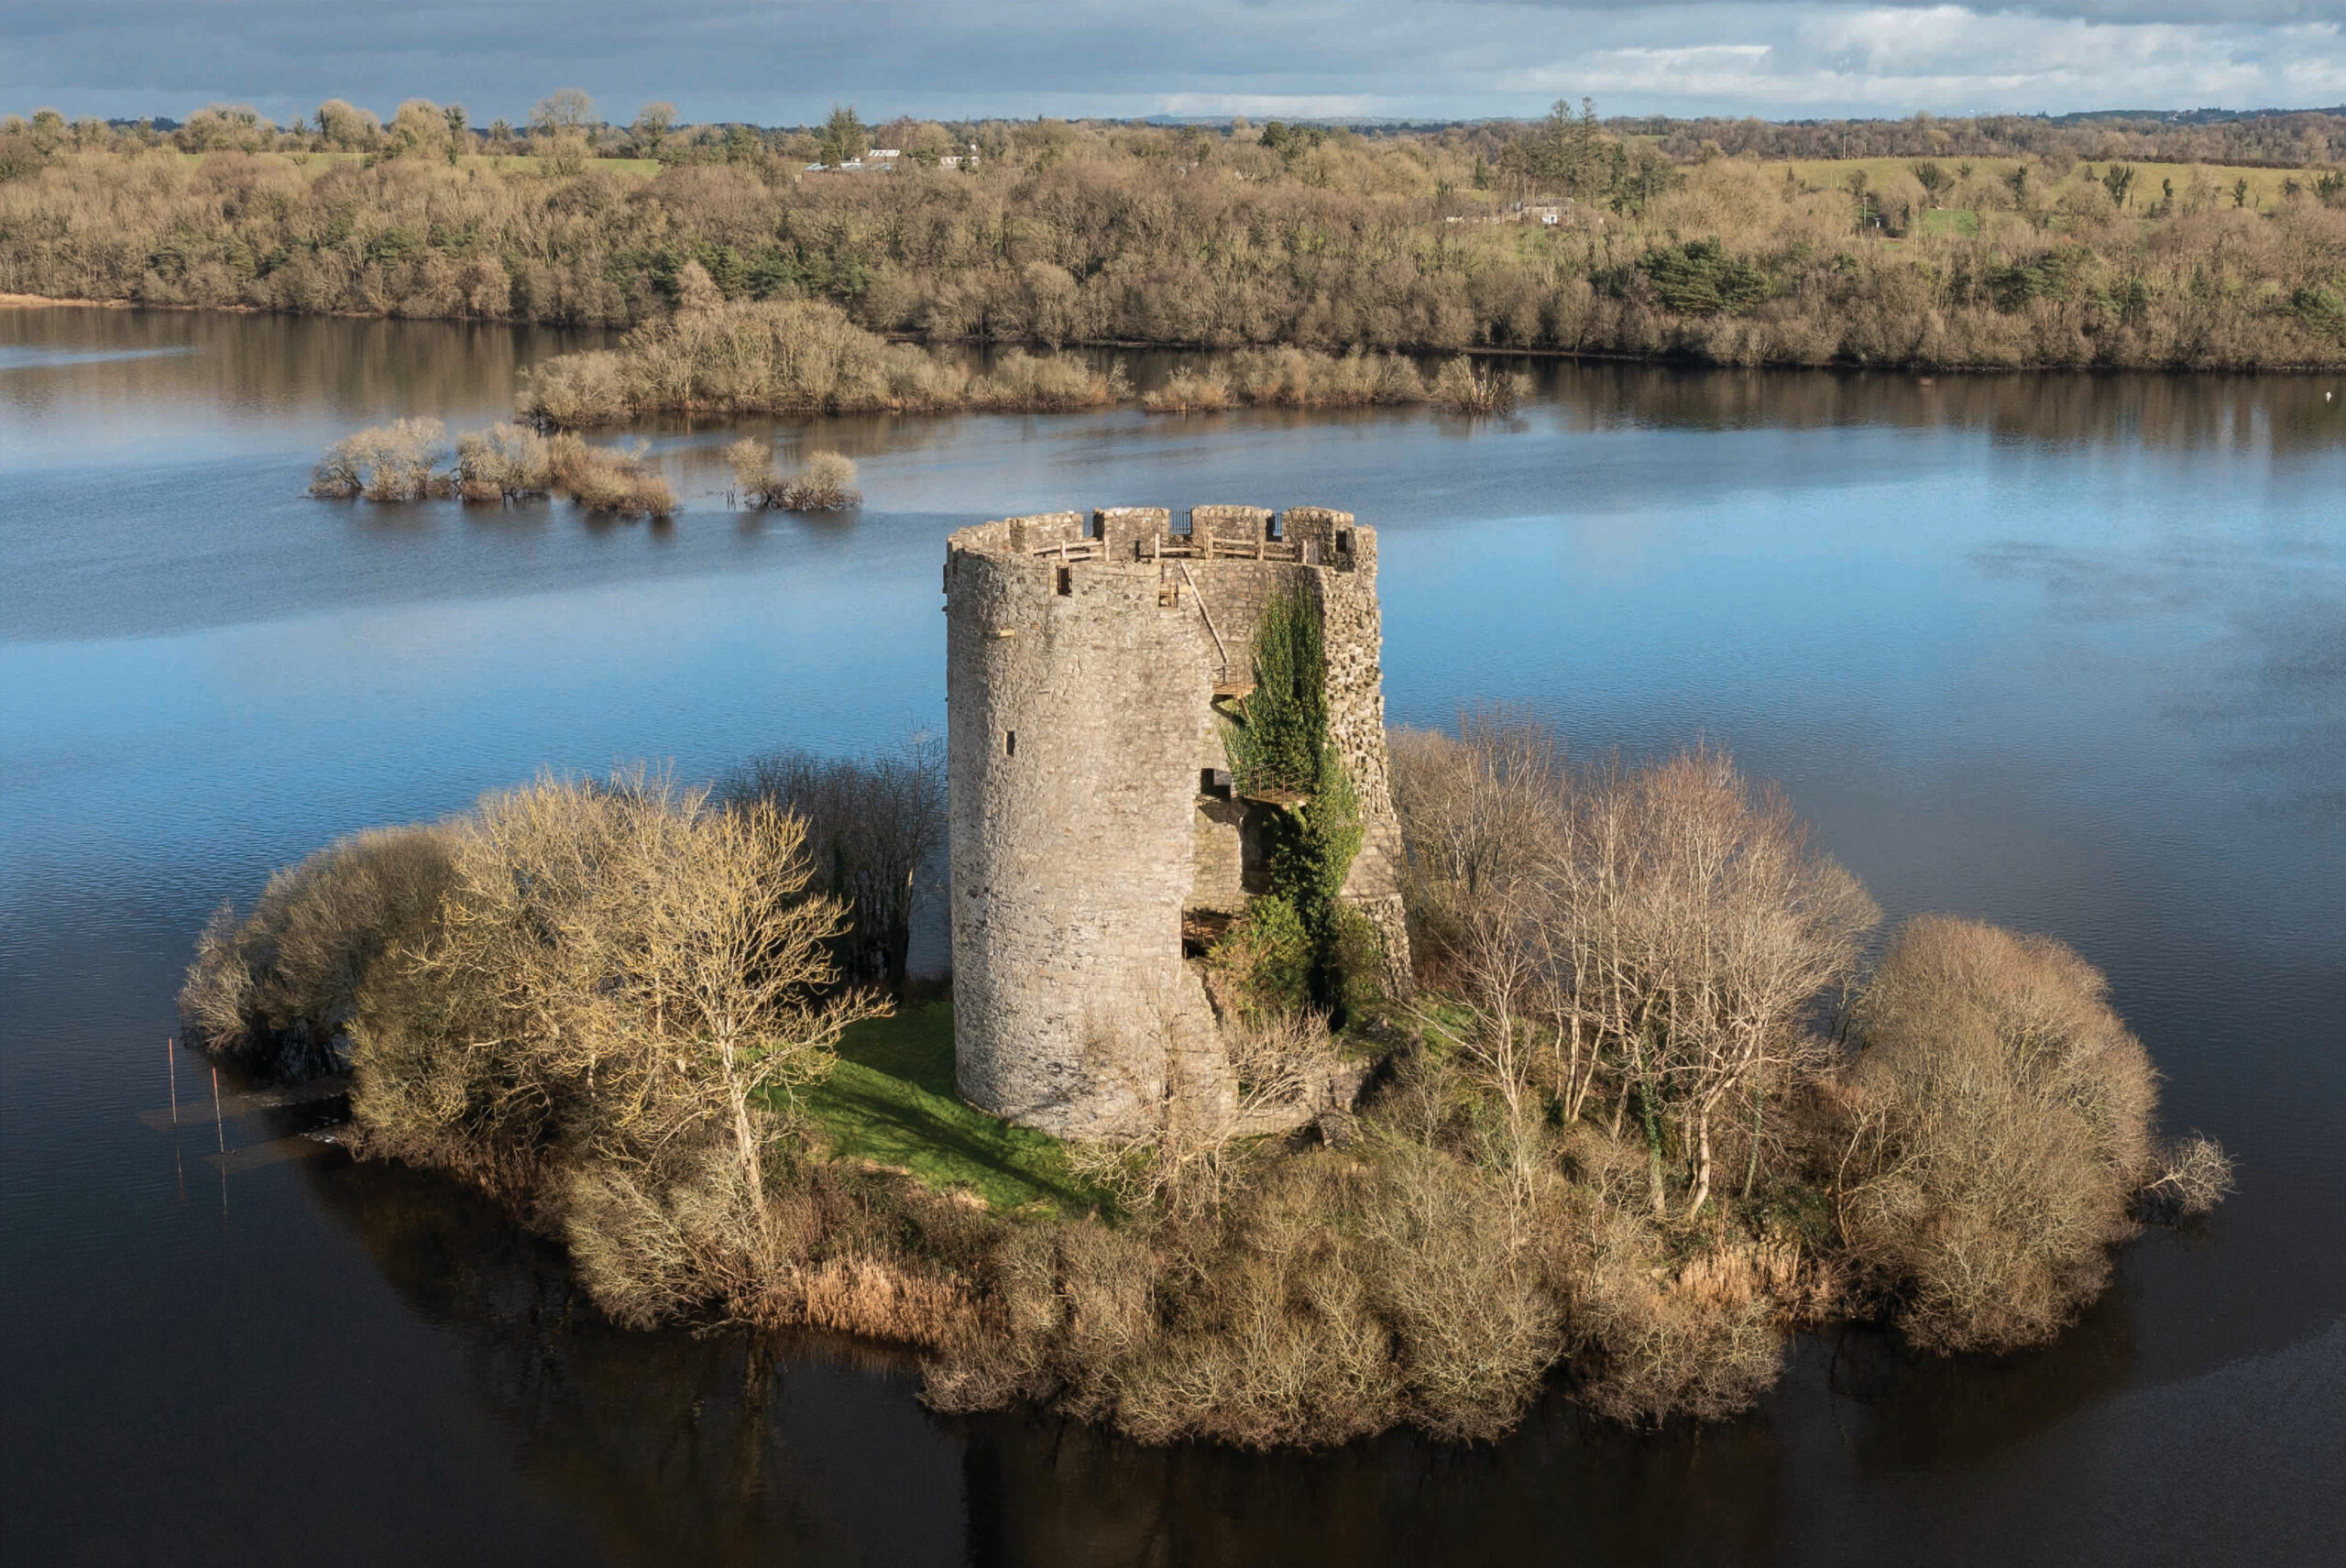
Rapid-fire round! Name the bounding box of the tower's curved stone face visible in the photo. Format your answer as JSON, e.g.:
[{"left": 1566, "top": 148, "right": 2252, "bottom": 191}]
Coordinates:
[{"left": 944, "top": 506, "right": 1409, "bottom": 1139}]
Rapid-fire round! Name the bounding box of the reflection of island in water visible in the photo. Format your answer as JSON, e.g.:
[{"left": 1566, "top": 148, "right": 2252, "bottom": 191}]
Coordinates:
[{"left": 300, "top": 1146, "right": 2165, "bottom": 1566}]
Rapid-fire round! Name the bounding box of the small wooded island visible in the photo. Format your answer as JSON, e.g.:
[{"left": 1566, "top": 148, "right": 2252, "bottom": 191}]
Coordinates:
[{"left": 182, "top": 506, "right": 2230, "bottom": 1446}]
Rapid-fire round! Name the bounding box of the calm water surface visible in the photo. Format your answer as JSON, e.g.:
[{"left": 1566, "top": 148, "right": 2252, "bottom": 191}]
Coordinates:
[{"left": 3, "top": 307, "right": 2341, "bottom": 1565}]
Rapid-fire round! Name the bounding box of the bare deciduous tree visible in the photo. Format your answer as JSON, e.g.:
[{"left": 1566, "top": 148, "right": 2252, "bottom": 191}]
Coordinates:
[
  {"left": 717, "top": 736, "right": 944, "bottom": 993},
  {"left": 530, "top": 88, "right": 597, "bottom": 137},
  {"left": 1395, "top": 720, "right": 1877, "bottom": 1217}
]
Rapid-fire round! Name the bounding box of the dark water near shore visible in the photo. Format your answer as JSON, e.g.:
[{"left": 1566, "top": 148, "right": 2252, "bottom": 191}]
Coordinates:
[{"left": 3, "top": 306, "right": 2341, "bottom": 1566}]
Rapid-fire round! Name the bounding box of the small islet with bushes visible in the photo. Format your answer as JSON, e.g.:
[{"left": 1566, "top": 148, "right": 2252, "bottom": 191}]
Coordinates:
[{"left": 181, "top": 586, "right": 2231, "bottom": 1448}]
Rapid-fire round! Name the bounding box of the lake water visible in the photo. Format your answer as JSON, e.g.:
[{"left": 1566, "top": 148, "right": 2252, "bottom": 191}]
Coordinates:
[{"left": 2, "top": 307, "right": 2341, "bottom": 1566}]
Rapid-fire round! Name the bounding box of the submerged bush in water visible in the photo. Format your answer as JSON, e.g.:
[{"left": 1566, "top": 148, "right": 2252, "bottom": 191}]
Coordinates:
[
  {"left": 546, "top": 432, "right": 674, "bottom": 516},
  {"left": 455, "top": 422, "right": 553, "bottom": 500},
  {"left": 308, "top": 422, "right": 670, "bottom": 516},
  {"left": 1429, "top": 356, "right": 1530, "bottom": 415},
  {"left": 308, "top": 417, "right": 449, "bottom": 500},
  {"left": 726, "top": 441, "right": 861, "bottom": 511}
]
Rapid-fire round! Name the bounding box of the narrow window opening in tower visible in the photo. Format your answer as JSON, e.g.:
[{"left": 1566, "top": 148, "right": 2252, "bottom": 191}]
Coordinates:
[
  {"left": 1005, "top": 729, "right": 1017, "bottom": 757},
  {"left": 1266, "top": 513, "right": 1283, "bottom": 541},
  {"left": 1336, "top": 528, "right": 1353, "bottom": 553},
  {"left": 1056, "top": 565, "right": 1073, "bottom": 595}
]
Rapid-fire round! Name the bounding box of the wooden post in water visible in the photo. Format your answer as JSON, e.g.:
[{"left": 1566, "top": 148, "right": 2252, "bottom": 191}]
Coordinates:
[
  {"left": 211, "top": 1066, "right": 225, "bottom": 1155},
  {"left": 168, "top": 1036, "right": 179, "bottom": 1126}
]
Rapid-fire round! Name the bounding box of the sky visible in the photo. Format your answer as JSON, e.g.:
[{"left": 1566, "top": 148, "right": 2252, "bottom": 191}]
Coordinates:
[{"left": 5, "top": 1, "right": 2345, "bottom": 126}]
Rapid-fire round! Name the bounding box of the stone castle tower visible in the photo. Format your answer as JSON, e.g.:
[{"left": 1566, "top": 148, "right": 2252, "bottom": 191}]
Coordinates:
[{"left": 943, "top": 504, "right": 1409, "bottom": 1139}]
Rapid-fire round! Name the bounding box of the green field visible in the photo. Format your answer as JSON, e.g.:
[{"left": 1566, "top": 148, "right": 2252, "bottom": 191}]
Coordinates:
[
  {"left": 796, "top": 1002, "right": 1110, "bottom": 1214},
  {"left": 1913, "top": 207, "right": 1981, "bottom": 237},
  {"left": 1778, "top": 155, "right": 2325, "bottom": 211},
  {"left": 146, "top": 148, "right": 663, "bottom": 178}
]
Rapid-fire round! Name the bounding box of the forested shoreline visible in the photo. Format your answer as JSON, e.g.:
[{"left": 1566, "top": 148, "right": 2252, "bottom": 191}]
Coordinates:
[{"left": 5, "top": 100, "right": 2344, "bottom": 371}]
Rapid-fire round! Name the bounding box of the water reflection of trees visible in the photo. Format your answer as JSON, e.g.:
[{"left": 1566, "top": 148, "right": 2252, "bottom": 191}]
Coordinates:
[
  {"left": 12, "top": 312, "right": 2328, "bottom": 459},
  {"left": 303, "top": 1156, "right": 976, "bottom": 1564},
  {"left": 1518, "top": 361, "right": 2341, "bottom": 454},
  {"left": 0, "top": 309, "right": 604, "bottom": 425},
  {"left": 302, "top": 1146, "right": 2156, "bottom": 1566}
]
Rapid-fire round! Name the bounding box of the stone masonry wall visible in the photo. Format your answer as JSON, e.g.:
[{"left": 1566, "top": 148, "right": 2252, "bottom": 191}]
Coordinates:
[{"left": 945, "top": 505, "right": 1411, "bottom": 1140}]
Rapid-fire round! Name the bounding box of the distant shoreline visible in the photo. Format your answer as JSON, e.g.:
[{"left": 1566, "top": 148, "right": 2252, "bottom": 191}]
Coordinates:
[{"left": 5, "top": 291, "right": 2341, "bottom": 378}]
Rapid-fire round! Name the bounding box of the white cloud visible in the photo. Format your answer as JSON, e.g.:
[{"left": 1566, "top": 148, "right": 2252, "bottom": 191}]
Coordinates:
[{"left": 1152, "top": 93, "right": 1380, "bottom": 118}]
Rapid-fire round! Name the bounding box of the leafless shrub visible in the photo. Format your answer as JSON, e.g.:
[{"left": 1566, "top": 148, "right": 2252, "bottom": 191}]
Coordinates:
[
  {"left": 1224, "top": 345, "right": 1426, "bottom": 406},
  {"left": 349, "top": 769, "right": 881, "bottom": 1209},
  {"left": 1429, "top": 356, "right": 1531, "bottom": 415},
  {"left": 968, "top": 349, "right": 1130, "bottom": 411},
  {"left": 1389, "top": 711, "right": 1566, "bottom": 973},
  {"left": 1222, "top": 1006, "right": 1342, "bottom": 1127},
  {"left": 454, "top": 422, "right": 553, "bottom": 500},
  {"left": 308, "top": 417, "right": 448, "bottom": 499},
  {"left": 519, "top": 299, "right": 983, "bottom": 425},
  {"left": 1838, "top": 916, "right": 2198, "bottom": 1353},
  {"left": 546, "top": 432, "right": 674, "bottom": 516},
  {"left": 1573, "top": 1223, "right": 1788, "bottom": 1421},
  {"left": 2139, "top": 1134, "right": 2236, "bottom": 1220},
  {"left": 723, "top": 443, "right": 861, "bottom": 510},
  {"left": 520, "top": 348, "right": 632, "bottom": 427},
  {"left": 1395, "top": 718, "right": 1877, "bottom": 1218},
  {"left": 179, "top": 823, "right": 457, "bottom": 1075},
  {"left": 774, "top": 450, "right": 861, "bottom": 511},
  {"left": 715, "top": 736, "right": 945, "bottom": 993},
  {"left": 723, "top": 435, "right": 778, "bottom": 499},
  {"left": 1140, "top": 367, "right": 1233, "bottom": 411}
]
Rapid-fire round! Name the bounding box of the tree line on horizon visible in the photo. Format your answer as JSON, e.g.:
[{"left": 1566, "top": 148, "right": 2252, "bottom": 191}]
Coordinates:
[
  {"left": 4, "top": 92, "right": 2343, "bottom": 370},
  {"left": 11, "top": 91, "right": 2341, "bottom": 170}
]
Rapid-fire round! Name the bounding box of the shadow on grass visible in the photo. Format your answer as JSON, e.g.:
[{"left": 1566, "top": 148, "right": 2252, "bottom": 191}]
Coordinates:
[{"left": 800, "top": 1003, "right": 1110, "bottom": 1214}]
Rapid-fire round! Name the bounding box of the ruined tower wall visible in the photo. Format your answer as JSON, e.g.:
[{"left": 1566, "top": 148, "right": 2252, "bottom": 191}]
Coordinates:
[
  {"left": 944, "top": 519, "right": 1223, "bottom": 1137},
  {"left": 946, "top": 505, "right": 1411, "bottom": 1140}
]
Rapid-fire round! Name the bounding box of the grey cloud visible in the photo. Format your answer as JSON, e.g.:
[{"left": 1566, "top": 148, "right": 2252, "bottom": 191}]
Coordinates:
[{"left": 3, "top": 1, "right": 2341, "bottom": 124}]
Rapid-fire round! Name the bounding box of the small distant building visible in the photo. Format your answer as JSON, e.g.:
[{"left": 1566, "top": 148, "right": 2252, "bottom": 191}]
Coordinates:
[
  {"left": 805, "top": 149, "right": 902, "bottom": 174},
  {"left": 1513, "top": 196, "right": 1602, "bottom": 231}
]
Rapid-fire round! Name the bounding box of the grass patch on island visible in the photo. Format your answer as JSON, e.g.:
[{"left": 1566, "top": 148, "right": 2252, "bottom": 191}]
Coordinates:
[{"left": 796, "top": 1003, "right": 1111, "bottom": 1216}]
